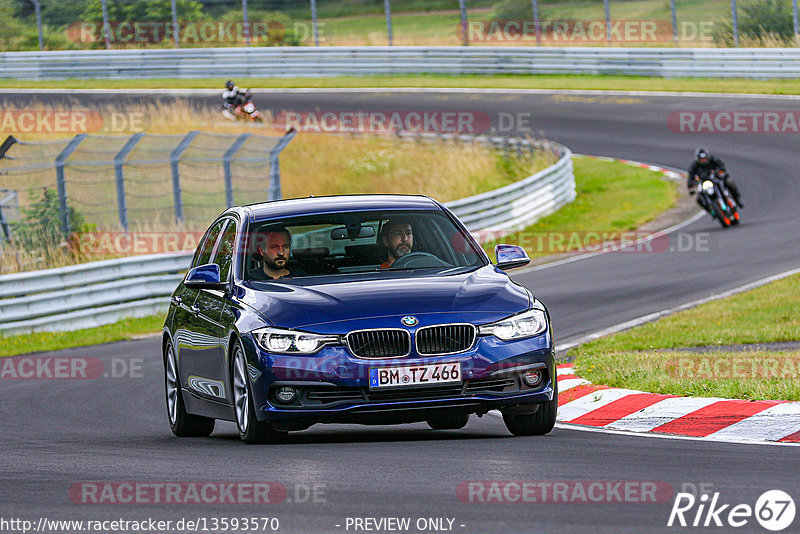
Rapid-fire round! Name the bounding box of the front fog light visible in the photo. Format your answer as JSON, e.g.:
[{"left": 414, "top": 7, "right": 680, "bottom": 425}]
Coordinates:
[
  {"left": 273, "top": 386, "right": 299, "bottom": 404},
  {"left": 522, "top": 369, "right": 544, "bottom": 388}
]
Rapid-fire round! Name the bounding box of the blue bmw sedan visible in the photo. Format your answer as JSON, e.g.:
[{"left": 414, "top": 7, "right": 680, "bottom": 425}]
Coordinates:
[{"left": 163, "top": 195, "right": 557, "bottom": 443}]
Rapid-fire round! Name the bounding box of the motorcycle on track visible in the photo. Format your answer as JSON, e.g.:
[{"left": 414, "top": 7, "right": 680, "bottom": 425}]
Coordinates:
[
  {"left": 222, "top": 89, "right": 263, "bottom": 123},
  {"left": 692, "top": 173, "right": 741, "bottom": 228}
]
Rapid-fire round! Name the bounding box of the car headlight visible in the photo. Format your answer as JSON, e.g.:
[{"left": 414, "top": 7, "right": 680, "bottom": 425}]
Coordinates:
[
  {"left": 253, "top": 327, "right": 340, "bottom": 354},
  {"left": 478, "top": 309, "right": 548, "bottom": 341}
]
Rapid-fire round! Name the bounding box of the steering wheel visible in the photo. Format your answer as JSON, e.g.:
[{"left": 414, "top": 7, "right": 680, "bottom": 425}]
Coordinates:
[{"left": 390, "top": 252, "right": 451, "bottom": 269}]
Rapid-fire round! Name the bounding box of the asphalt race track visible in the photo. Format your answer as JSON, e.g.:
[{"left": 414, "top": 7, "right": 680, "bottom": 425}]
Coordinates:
[{"left": 2, "top": 90, "right": 800, "bottom": 533}]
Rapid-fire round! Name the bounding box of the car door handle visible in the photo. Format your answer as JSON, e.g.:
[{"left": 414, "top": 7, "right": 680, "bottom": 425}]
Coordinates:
[{"left": 190, "top": 305, "right": 200, "bottom": 315}]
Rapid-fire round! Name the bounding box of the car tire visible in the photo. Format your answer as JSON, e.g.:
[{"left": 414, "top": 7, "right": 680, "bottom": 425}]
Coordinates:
[
  {"left": 164, "top": 341, "right": 215, "bottom": 438},
  {"left": 502, "top": 380, "right": 558, "bottom": 436},
  {"left": 232, "top": 341, "right": 287, "bottom": 444},
  {"left": 426, "top": 414, "right": 470, "bottom": 430}
]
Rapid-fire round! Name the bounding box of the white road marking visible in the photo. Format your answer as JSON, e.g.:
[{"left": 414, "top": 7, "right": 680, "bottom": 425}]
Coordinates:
[
  {"left": 558, "top": 388, "right": 642, "bottom": 423},
  {"left": 557, "top": 378, "right": 592, "bottom": 392},
  {"left": 604, "top": 396, "right": 723, "bottom": 433},
  {"left": 705, "top": 403, "right": 800, "bottom": 442},
  {"left": 556, "top": 366, "right": 576, "bottom": 377}
]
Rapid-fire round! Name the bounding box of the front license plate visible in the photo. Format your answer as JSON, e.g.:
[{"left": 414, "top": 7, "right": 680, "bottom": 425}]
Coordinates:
[{"left": 369, "top": 362, "right": 461, "bottom": 389}]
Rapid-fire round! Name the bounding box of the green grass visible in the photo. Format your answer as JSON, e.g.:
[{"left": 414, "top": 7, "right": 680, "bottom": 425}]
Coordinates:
[
  {"left": 574, "top": 350, "right": 800, "bottom": 401},
  {"left": 2, "top": 74, "right": 800, "bottom": 95},
  {"left": 483, "top": 156, "right": 676, "bottom": 259},
  {"left": 577, "top": 273, "right": 800, "bottom": 352},
  {"left": 0, "top": 315, "right": 164, "bottom": 357},
  {"left": 572, "top": 272, "right": 800, "bottom": 400}
]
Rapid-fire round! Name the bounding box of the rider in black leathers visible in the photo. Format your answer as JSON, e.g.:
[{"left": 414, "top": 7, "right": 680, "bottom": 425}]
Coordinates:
[{"left": 687, "top": 147, "right": 744, "bottom": 209}]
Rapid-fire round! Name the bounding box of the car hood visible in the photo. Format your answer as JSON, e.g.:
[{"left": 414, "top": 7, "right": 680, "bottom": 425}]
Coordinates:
[{"left": 238, "top": 265, "right": 530, "bottom": 333}]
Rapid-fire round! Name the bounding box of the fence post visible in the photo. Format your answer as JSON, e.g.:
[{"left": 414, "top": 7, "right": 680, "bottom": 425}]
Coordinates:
[
  {"left": 604, "top": 0, "right": 611, "bottom": 44},
  {"left": 310, "top": 0, "right": 320, "bottom": 46},
  {"left": 384, "top": 0, "right": 393, "bottom": 46},
  {"left": 101, "top": 0, "right": 111, "bottom": 49},
  {"left": 268, "top": 129, "right": 297, "bottom": 201},
  {"left": 171, "top": 0, "right": 180, "bottom": 48},
  {"left": 113, "top": 132, "right": 143, "bottom": 231},
  {"left": 170, "top": 131, "right": 198, "bottom": 224},
  {"left": 55, "top": 135, "right": 86, "bottom": 236},
  {"left": 670, "top": 0, "right": 678, "bottom": 44},
  {"left": 531, "top": 0, "right": 541, "bottom": 45},
  {"left": 458, "top": 0, "right": 469, "bottom": 45},
  {"left": 223, "top": 134, "right": 251, "bottom": 208},
  {"left": 793, "top": 0, "right": 799, "bottom": 46},
  {"left": 242, "top": 0, "right": 251, "bottom": 46},
  {"left": 0, "top": 198, "right": 10, "bottom": 243},
  {"left": 0, "top": 135, "right": 17, "bottom": 159},
  {"left": 30, "top": 0, "right": 44, "bottom": 50},
  {"left": 731, "top": 0, "right": 739, "bottom": 47}
]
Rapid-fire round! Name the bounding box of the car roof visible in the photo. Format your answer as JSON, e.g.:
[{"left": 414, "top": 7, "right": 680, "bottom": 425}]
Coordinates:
[{"left": 231, "top": 194, "right": 443, "bottom": 222}]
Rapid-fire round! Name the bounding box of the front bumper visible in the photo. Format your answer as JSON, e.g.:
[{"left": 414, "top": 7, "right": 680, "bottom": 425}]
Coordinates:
[{"left": 242, "top": 332, "right": 555, "bottom": 425}]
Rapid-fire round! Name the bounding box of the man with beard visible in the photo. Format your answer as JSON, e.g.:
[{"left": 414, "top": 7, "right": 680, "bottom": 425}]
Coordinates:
[
  {"left": 251, "top": 226, "right": 294, "bottom": 280},
  {"left": 380, "top": 218, "right": 414, "bottom": 268}
]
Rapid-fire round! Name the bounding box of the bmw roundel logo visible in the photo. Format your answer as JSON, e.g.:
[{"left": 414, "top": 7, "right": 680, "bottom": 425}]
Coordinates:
[{"left": 401, "top": 316, "right": 418, "bottom": 327}]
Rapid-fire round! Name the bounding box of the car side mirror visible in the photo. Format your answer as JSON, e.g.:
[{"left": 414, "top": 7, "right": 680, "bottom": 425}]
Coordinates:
[
  {"left": 495, "top": 244, "right": 530, "bottom": 270},
  {"left": 185, "top": 263, "right": 224, "bottom": 289}
]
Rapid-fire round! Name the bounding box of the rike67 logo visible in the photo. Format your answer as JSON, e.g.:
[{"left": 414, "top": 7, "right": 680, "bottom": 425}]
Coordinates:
[{"left": 668, "top": 490, "right": 795, "bottom": 531}]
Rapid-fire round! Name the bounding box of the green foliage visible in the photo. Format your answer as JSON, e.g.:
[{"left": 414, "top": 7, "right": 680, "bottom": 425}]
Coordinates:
[
  {"left": 79, "top": 0, "right": 203, "bottom": 46},
  {"left": 0, "top": 0, "right": 27, "bottom": 51},
  {"left": 40, "top": 0, "right": 90, "bottom": 28},
  {"left": 220, "top": 9, "right": 305, "bottom": 46},
  {"left": 493, "top": 0, "right": 534, "bottom": 21},
  {"left": 713, "top": 0, "right": 796, "bottom": 46},
  {"left": 82, "top": 0, "right": 203, "bottom": 23},
  {"left": 10, "top": 188, "right": 88, "bottom": 264}
]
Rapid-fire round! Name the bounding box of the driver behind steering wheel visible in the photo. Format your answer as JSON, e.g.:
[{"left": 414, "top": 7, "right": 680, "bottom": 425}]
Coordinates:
[{"left": 380, "top": 218, "right": 413, "bottom": 268}]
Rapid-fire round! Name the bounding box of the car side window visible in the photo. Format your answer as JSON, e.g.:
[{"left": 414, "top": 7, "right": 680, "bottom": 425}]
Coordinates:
[
  {"left": 213, "top": 219, "right": 237, "bottom": 282},
  {"left": 193, "top": 219, "right": 226, "bottom": 269}
]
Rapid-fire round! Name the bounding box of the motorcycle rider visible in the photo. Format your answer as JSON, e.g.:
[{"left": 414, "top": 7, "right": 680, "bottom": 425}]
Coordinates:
[
  {"left": 687, "top": 147, "right": 744, "bottom": 209},
  {"left": 222, "top": 80, "right": 245, "bottom": 112}
]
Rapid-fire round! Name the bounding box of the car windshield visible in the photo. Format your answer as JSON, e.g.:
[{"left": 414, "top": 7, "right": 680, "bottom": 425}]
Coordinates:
[{"left": 242, "top": 210, "right": 485, "bottom": 281}]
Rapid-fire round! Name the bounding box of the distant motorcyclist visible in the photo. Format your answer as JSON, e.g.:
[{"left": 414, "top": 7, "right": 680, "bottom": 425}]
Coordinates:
[
  {"left": 687, "top": 147, "right": 744, "bottom": 208},
  {"left": 222, "top": 80, "right": 245, "bottom": 111}
]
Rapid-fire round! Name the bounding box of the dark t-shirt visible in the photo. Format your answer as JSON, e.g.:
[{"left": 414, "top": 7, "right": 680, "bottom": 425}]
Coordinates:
[{"left": 248, "top": 265, "right": 307, "bottom": 281}]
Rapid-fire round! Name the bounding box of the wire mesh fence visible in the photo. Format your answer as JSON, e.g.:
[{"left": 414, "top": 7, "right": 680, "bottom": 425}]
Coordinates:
[
  {"left": 0, "top": 129, "right": 295, "bottom": 238},
  {"left": 5, "top": 0, "right": 799, "bottom": 51}
]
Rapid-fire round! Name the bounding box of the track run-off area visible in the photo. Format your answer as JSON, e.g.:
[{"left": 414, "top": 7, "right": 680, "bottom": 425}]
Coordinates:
[{"left": 1, "top": 88, "right": 799, "bottom": 533}]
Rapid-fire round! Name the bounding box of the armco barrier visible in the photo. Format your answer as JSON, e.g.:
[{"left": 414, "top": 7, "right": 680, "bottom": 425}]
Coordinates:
[
  {"left": 2, "top": 47, "right": 800, "bottom": 79},
  {"left": 0, "top": 138, "right": 574, "bottom": 335}
]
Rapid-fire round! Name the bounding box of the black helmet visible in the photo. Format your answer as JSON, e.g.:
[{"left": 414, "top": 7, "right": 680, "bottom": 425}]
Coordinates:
[
  {"left": 695, "top": 147, "right": 709, "bottom": 161},
  {"left": 225, "top": 80, "right": 235, "bottom": 90}
]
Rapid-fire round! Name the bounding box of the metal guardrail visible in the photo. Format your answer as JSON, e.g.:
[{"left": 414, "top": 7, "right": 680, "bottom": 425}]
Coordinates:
[
  {"left": 0, "top": 138, "right": 574, "bottom": 336},
  {"left": 3, "top": 47, "right": 800, "bottom": 79}
]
